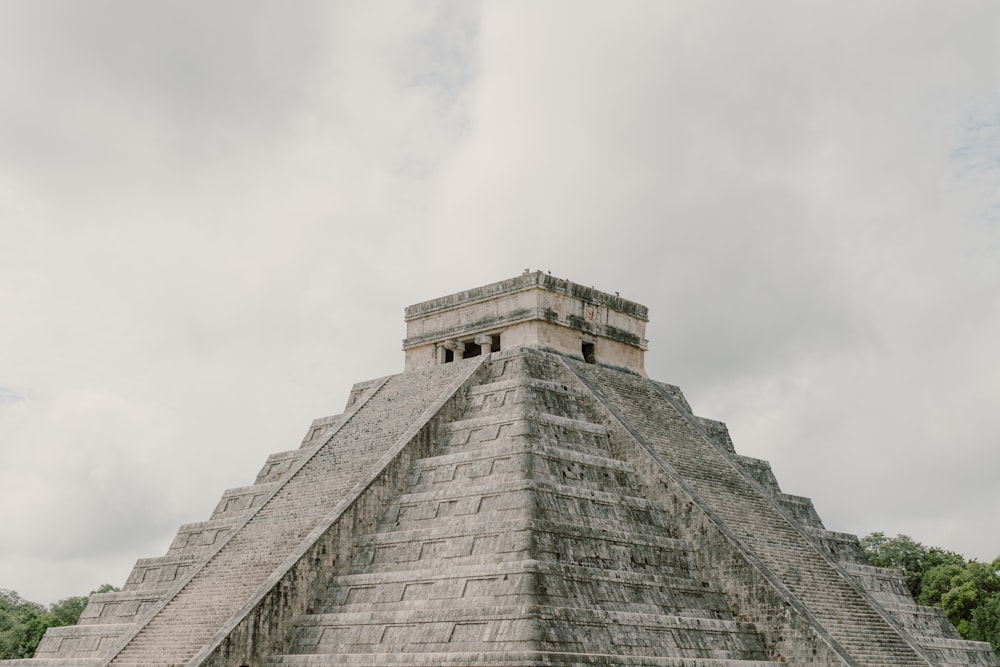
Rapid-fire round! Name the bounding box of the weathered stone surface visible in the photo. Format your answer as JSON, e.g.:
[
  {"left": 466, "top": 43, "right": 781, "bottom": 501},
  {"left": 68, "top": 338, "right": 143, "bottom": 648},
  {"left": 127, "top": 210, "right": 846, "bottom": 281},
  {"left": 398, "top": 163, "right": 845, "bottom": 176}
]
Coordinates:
[
  {"left": 403, "top": 271, "right": 648, "bottom": 374},
  {"left": 7, "top": 273, "right": 995, "bottom": 667}
]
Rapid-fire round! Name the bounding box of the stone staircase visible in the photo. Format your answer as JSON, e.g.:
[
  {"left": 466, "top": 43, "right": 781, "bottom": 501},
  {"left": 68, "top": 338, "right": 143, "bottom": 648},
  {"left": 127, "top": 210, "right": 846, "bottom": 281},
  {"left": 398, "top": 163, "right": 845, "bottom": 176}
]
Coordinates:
[
  {"left": 568, "top": 357, "right": 944, "bottom": 666},
  {"left": 843, "top": 562, "right": 998, "bottom": 666},
  {"left": 89, "top": 361, "right": 476, "bottom": 667},
  {"left": 270, "top": 350, "right": 780, "bottom": 666},
  {"left": 27, "top": 403, "right": 351, "bottom": 664},
  {"left": 729, "top": 452, "right": 997, "bottom": 666}
]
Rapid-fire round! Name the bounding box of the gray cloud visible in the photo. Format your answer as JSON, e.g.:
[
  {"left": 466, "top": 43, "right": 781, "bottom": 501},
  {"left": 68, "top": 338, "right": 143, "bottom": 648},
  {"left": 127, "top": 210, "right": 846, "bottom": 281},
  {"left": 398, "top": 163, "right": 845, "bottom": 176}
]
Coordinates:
[{"left": 1, "top": 1, "right": 998, "bottom": 604}]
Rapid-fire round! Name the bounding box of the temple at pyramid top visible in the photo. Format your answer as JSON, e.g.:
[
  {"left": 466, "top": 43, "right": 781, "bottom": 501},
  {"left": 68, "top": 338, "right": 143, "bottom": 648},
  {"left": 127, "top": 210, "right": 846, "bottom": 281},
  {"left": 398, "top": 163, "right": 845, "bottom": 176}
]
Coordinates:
[{"left": 403, "top": 270, "right": 649, "bottom": 373}]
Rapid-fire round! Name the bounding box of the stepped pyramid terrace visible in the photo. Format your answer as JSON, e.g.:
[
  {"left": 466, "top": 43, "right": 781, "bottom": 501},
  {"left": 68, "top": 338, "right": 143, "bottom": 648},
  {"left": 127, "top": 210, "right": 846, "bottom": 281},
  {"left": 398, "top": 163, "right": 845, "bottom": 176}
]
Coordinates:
[{"left": 7, "top": 271, "right": 998, "bottom": 667}]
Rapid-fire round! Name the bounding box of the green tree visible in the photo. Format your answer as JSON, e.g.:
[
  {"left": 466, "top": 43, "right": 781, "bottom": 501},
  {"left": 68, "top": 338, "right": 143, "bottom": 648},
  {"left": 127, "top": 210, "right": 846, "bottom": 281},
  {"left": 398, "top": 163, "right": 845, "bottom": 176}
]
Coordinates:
[
  {"left": 0, "top": 585, "right": 119, "bottom": 659},
  {"left": 919, "top": 562, "right": 965, "bottom": 607},
  {"left": 937, "top": 560, "right": 1000, "bottom": 637},
  {"left": 860, "top": 532, "right": 964, "bottom": 600},
  {"left": 47, "top": 595, "right": 89, "bottom": 626},
  {"left": 0, "top": 590, "right": 45, "bottom": 659},
  {"left": 969, "top": 589, "right": 1000, "bottom": 652}
]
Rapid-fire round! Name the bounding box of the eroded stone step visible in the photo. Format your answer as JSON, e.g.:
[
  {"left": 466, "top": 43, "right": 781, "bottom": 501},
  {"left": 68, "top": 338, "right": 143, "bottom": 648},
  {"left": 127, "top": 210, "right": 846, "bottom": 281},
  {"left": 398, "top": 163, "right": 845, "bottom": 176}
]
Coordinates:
[
  {"left": 209, "top": 481, "right": 280, "bottom": 520},
  {"left": 389, "top": 478, "right": 668, "bottom": 520},
  {"left": 318, "top": 560, "right": 730, "bottom": 620},
  {"left": 30, "top": 623, "right": 133, "bottom": 660},
  {"left": 442, "top": 412, "right": 611, "bottom": 457},
  {"left": 121, "top": 554, "right": 199, "bottom": 592},
  {"left": 364, "top": 517, "right": 682, "bottom": 551},
  {"left": 285, "top": 605, "right": 770, "bottom": 660},
  {"left": 411, "top": 450, "right": 643, "bottom": 503},
  {"left": 269, "top": 652, "right": 785, "bottom": 667}
]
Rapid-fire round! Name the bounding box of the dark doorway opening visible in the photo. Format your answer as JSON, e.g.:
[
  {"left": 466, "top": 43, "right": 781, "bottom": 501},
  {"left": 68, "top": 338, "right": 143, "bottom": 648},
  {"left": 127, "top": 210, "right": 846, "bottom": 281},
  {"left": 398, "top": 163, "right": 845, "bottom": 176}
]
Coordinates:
[
  {"left": 444, "top": 348, "right": 454, "bottom": 363},
  {"left": 582, "top": 342, "right": 596, "bottom": 364},
  {"left": 463, "top": 342, "right": 482, "bottom": 359},
  {"left": 491, "top": 334, "right": 501, "bottom": 352}
]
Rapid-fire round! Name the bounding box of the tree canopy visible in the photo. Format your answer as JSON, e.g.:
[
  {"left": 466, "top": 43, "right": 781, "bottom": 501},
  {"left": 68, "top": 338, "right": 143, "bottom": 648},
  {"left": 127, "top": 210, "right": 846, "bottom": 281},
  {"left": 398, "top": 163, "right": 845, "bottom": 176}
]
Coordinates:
[
  {"left": 0, "top": 585, "right": 117, "bottom": 659},
  {"left": 861, "top": 532, "right": 1000, "bottom": 654}
]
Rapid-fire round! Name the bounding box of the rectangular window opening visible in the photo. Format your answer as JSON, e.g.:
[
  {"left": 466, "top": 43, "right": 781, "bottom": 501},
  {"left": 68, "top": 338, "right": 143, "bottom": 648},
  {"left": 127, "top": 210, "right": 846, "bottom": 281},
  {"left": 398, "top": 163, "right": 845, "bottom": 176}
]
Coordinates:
[{"left": 582, "top": 342, "right": 596, "bottom": 364}]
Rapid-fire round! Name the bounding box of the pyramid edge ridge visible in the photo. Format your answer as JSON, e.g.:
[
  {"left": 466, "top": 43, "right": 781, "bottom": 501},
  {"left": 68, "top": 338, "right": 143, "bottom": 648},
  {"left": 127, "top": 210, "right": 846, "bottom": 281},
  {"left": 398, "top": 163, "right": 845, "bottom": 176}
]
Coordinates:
[
  {"left": 557, "top": 354, "right": 866, "bottom": 667},
  {"left": 189, "top": 357, "right": 490, "bottom": 667}
]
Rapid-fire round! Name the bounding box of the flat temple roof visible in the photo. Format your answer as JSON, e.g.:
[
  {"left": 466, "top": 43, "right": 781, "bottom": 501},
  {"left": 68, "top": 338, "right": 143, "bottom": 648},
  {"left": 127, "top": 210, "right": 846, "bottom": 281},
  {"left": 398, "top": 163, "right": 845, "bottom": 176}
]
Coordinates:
[{"left": 405, "top": 271, "right": 648, "bottom": 322}]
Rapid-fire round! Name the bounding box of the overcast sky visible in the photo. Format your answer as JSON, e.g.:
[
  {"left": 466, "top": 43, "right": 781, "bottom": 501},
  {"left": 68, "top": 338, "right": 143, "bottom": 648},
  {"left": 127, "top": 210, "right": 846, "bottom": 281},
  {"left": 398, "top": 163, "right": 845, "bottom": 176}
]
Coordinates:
[{"left": 1, "top": 1, "right": 998, "bottom": 604}]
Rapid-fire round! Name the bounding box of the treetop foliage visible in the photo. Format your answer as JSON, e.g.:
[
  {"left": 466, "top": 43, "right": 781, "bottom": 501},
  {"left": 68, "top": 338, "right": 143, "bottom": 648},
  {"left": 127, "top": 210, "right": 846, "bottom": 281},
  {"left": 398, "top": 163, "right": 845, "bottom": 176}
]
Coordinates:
[
  {"left": 0, "top": 585, "right": 118, "bottom": 659},
  {"left": 861, "top": 532, "right": 1000, "bottom": 653},
  {"left": 860, "top": 531, "right": 965, "bottom": 597}
]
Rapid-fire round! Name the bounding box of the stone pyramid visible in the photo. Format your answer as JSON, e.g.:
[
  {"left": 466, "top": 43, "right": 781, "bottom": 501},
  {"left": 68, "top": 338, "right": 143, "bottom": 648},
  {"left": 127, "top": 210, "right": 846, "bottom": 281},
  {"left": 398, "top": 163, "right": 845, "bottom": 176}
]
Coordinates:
[{"left": 9, "top": 272, "right": 997, "bottom": 667}]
